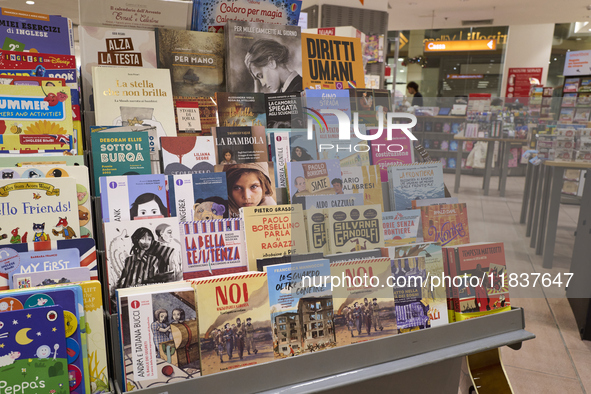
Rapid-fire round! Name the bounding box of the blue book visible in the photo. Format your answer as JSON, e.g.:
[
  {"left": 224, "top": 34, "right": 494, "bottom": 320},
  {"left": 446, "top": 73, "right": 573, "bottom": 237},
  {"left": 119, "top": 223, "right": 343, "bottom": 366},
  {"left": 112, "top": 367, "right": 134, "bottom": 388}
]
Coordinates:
[
  {"left": 7, "top": 248, "right": 80, "bottom": 287},
  {"left": 269, "top": 130, "right": 318, "bottom": 188},
  {"left": 168, "top": 173, "right": 229, "bottom": 221}
]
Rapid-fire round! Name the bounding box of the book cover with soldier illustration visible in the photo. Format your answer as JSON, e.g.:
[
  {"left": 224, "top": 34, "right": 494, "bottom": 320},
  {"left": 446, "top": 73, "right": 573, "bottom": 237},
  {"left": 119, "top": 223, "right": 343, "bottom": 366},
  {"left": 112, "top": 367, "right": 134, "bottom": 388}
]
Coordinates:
[
  {"left": 117, "top": 287, "right": 200, "bottom": 391},
  {"left": 191, "top": 272, "right": 274, "bottom": 375},
  {"left": 330, "top": 257, "right": 397, "bottom": 345},
  {"left": 390, "top": 256, "right": 430, "bottom": 333},
  {"left": 326, "top": 204, "right": 384, "bottom": 255}
]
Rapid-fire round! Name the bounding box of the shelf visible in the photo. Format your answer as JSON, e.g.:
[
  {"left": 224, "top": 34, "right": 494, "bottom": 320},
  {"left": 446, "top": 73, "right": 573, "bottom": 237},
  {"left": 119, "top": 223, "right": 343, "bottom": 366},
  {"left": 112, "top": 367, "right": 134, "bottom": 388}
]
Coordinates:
[{"left": 115, "top": 308, "right": 533, "bottom": 394}]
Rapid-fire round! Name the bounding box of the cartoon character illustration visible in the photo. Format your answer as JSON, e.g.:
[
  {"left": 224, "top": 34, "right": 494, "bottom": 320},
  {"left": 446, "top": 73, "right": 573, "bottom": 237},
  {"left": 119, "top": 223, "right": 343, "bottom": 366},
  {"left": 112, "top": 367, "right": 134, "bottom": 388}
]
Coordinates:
[
  {"left": 193, "top": 201, "right": 226, "bottom": 221},
  {"left": 9, "top": 123, "right": 22, "bottom": 134},
  {"left": 1, "top": 171, "right": 14, "bottom": 179},
  {"left": 9, "top": 228, "right": 20, "bottom": 244},
  {"left": 0, "top": 228, "right": 7, "bottom": 241},
  {"left": 28, "top": 172, "right": 41, "bottom": 179},
  {"left": 77, "top": 191, "right": 87, "bottom": 201},
  {"left": 35, "top": 298, "right": 49, "bottom": 307},
  {"left": 26, "top": 223, "right": 51, "bottom": 243},
  {"left": 52, "top": 217, "right": 76, "bottom": 240},
  {"left": 33, "top": 193, "right": 41, "bottom": 200},
  {"left": 78, "top": 210, "right": 89, "bottom": 221},
  {"left": 36, "top": 345, "right": 51, "bottom": 359},
  {"left": 0, "top": 351, "right": 20, "bottom": 367}
]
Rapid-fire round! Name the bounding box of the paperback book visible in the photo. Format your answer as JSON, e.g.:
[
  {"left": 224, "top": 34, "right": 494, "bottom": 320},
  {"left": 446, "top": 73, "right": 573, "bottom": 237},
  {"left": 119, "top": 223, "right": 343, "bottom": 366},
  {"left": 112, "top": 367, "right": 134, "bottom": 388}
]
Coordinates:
[
  {"left": 160, "top": 135, "right": 216, "bottom": 175},
  {"left": 269, "top": 130, "right": 318, "bottom": 188},
  {"left": 326, "top": 204, "right": 384, "bottom": 254},
  {"left": 382, "top": 210, "right": 422, "bottom": 247},
  {"left": 265, "top": 93, "right": 306, "bottom": 128},
  {"left": 293, "top": 194, "right": 363, "bottom": 210},
  {"left": 256, "top": 252, "right": 324, "bottom": 272},
  {"left": 216, "top": 92, "right": 266, "bottom": 127},
  {"left": 212, "top": 126, "right": 268, "bottom": 164},
  {"left": 286, "top": 159, "right": 342, "bottom": 201},
  {"left": 390, "top": 256, "right": 431, "bottom": 332},
  {"left": 368, "top": 128, "right": 414, "bottom": 181},
  {"left": 13, "top": 266, "right": 90, "bottom": 289},
  {"left": 387, "top": 162, "right": 445, "bottom": 211},
  {"left": 341, "top": 165, "right": 383, "bottom": 210},
  {"left": 420, "top": 203, "right": 470, "bottom": 246},
  {"left": 168, "top": 173, "right": 229, "bottom": 221},
  {"left": 303, "top": 208, "right": 328, "bottom": 255}
]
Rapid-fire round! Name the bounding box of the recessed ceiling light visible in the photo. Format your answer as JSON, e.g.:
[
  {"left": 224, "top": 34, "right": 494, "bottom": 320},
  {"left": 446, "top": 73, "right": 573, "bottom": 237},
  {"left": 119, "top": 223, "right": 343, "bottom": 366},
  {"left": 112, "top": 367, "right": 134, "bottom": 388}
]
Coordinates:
[{"left": 25, "top": 1, "right": 34, "bottom": 4}]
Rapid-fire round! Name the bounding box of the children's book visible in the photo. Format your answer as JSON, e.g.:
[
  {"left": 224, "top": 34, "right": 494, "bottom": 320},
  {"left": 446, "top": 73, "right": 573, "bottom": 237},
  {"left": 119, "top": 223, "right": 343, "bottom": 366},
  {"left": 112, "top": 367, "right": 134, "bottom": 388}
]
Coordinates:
[
  {"left": 168, "top": 173, "right": 229, "bottom": 221},
  {"left": 0, "top": 50, "right": 77, "bottom": 90},
  {"left": 382, "top": 210, "right": 422, "bottom": 247},
  {"left": 12, "top": 266, "right": 90, "bottom": 289},
  {"left": 286, "top": 159, "right": 342, "bottom": 201},
  {"left": 564, "top": 78, "right": 580, "bottom": 93},
  {"left": 117, "top": 287, "right": 199, "bottom": 390},
  {"left": 191, "top": 272, "right": 274, "bottom": 375},
  {"left": 326, "top": 204, "right": 384, "bottom": 254},
  {"left": 212, "top": 126, "right": 268, "bottom": 164},
  {"left": 100, "top": 174, "right": 168, "bottom": 222},
  {"left": 6, "top": 248, "right": 80, "bottom": 288},
  {"left": 389, "top": 256, "right": 431, "bottom": 332},
  {"left": 387, "top": 162, "right": 445, "bottom": 211},
  {"left": 269, "top": 130, "right": 318, "bottom": 188},
  {"left": 419, "top": 203, "right": 470, "bottom": 247},
  {"left": 255, "top": 252, "right": 324, "bottom": 272},
  {"left": 216, "top": 93, "right": 266, "bottom": 127},
  {"left": 266, "top": 260, "right": 337, "bottom": 357},
  {"left": 160, "top": 136, "right": 216, "bottom": 175},
  {"left": 0, "top": 177, "right": 80, "bottom": 245},
  {"left": 0, "top": 155, "right": 84, "bottom": 167},
  {"left": 265, "top": 93, "right": 306, "bottom": 128},
  {"left": 341, "top": 165, "right": 383, "bottom": 210}
]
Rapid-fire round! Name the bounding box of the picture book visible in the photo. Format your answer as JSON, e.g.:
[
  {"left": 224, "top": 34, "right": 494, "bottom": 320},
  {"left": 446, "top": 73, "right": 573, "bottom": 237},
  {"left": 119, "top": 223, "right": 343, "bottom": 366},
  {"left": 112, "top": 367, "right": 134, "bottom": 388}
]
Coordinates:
[
  {"left": 420, "top": 203, "right": 470, "bottom": 247},
  {"left": 90, "top": 131, "right": 151, "bottom": 196},
  {"left": 411, "top": 197, "right": 459, "bottom": 209},
  {"left": 303, "top": 208, "right": 328, "bottom": 255},
  {"left": 256, "top": 253, "right": 324, "bottom": 272},
  {"left": 326, "top": 204, "right": 384, "bottom": 254},
  {"left": 266, "top": 260, "right": 337, "bottom": 357},
  {"left": 368, "top": 128, "right": 414, "bottom": 181},
  {"left": 92, "top": 67, "right": 177, "bottom": 140},
  {"left": 216, "top": 92, "right": 266, "bottom": 127},
  {"left": 269, "top": 130, "right": 318, "bottom": 188},
  {"left": 240, "top": 204, "right": 308, "bottom": 270},
  {"left": 214, "top": 162, "right": 277, "bottom": 218},
  {"left": 564, "top": 78, "right": 580, "bottom": 93},
  {"left": 160, "top": 135, "right": 215, "bottom": 175},
  {"left": 79, "top": 26, "right": 157, "bottom": 111},
  {"left": 330, "top": 257, "right": 396, "bottom": 344},
  {"left": 225, "top": 20, "right": 301, "bottom": 93},
  {"left": 156, "top": 28, "right": 225, "bottom": 102},
  {"left": 0, "top": 164, "right": 94, "bottom": 238},
  {"left": 212, "top": 126, "right": 268, "bottom": 164},
  {"left": 341, "top": 165, "right": 383, "bottom": 210},
  {"left": 192, "top": 0, "right": 302, "bottom": 32},
  {"left": 0, "top": 155, "right": 84, "bottom": 167},
  {"left": 302, "top": 33, "right": 365, "bottom": 89},
  {"left": 0, "top": 306, "right": 69, "bottom": 392},
  {"left": 12, "top": 266, "right": 90, "bottom": 289},
  {"left": 167, "top": 173, "right": 229, "bottom": 221},
  {"left": 448, "top": 242, "right": 510, "bottom": 321},
  {"left": 180, "top": 219, "right": 246, "bottom": 279},
  {"left": 0, "top": 50, "right": 77, "bottom": 88},
  {"left": 0, "top": 177, "right": 80, "bottom": 246},
  {"left": 0, "top": 75, "right": 66, "bottom": 87},
  {"left": 117, "top": 287, "right": 199, "bottom": 390},
  {"left": 265, "top": 93, "right": 306, "bottom": 128},
  {"left": 104, "top": 217, "right": 183, "bottom": 312},
  {"left": 387, "top": 162, "right": 445, "bottom": 211},
  {"left": 0, "top": 7, "right": 74, "bottom": 55},
  {"left": 382, "top": 210, "right": 422, "bottom": 247},
  {"left": 293, "top": 193, "right": 363, "bottom": 210},
  {"left": 390, "top": 242, "right": 449, "bottom": 328},
  {"left": 6, "top": 247, "right": 80, "bottom": 288},
  {"left": 191, "top": 272, "right": 274, "bottom": 374},
  {"left": 100, "top": 174, "right": 168, "bottom": 222},
  {"left": 286, "top": 159, "right": 342, "bottom": 201}
]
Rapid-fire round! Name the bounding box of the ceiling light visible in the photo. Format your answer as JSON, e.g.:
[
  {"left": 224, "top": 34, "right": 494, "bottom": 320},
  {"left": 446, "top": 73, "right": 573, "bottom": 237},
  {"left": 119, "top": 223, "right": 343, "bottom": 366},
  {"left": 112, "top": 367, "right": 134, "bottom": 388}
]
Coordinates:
[
  {"left": 554, "top": 58, "right": 557, "bottom": 61},
  {"left": 25, "top": 1, "right": 34, "bottom": 4},
  {"left": 400, "top": 69, "right": 405, "bottom": 73},
  {"left": 398, "top": 58, "right": 404, "bottom": 61}
]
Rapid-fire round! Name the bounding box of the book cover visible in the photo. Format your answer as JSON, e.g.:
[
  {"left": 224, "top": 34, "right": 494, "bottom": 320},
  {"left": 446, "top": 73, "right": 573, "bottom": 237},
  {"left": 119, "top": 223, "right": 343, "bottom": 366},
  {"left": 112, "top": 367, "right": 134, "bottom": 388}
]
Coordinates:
[
  {"left": 191, "top": 273, "right": 274, "bottom": 374},
  {"left": 382, "top": 210, "right": 422, "bottom": 247},
  {"left": 0, "top": 177, "right": 80, "bottom": 245},
  {"left": 286, "top": 159, "right": 342, "bottom": 201},
  {"left": 90, "top": 131, "right": 151, "bottom": 196},
  {"left": 390, "top": 242, "right": 449, "bottom": 328},
  {"left": 100, "top": 174, "right": 168, "bottom": 222},
  {"left": 303, "top": 209, "right": 328, "bottom": 255},
  {"left": 411, "top": 197, "right": 459, "bottom": 209},
  {"left": 564, "top": 78, "right": 580, "bottom": 93},
  {"left": 0, "top": 155, "right": 84, "bottom": 167},
  {"left": 330, "top": 257, "right": 397, "bottom": 344},
  {"left": 326, "top": 204, "right": 384, "bottom": 254},
  {"left": 79, "top": 26, "right": 157, "bottom": 111},
  {"left": 341, "top": 165, "right": 383, "bottom": 210},
  {"left": 104, "top": 217, "right": 183, "bottom": 312},
  {"left": 175, "top": 101, "right": 201, "bottom": 132},
  {"left": 579, "top": 79, "right": 591, "bottom": 92},
  {"left": 214, "top": 162, "right": 277, "bottom": 218},
  {"left": 368, "top": 128, "right": 414, "bottom": 181},
  {"left": 6, "top": 248, "right": 80, "bottom": 287},
  {"left": 302, "top": 33, "right": 365, "bottom": 90},
  {"left": 266, "top": 260, "right": 337, "bottom": 357},
  {"left": 265, "top": 93, "right": 306, "bottom": 128},
  {"left": 325, "top": 249, "right": 383, "bottom": 263},
  {"left": 161, "top": 136, "right": 216, "bottom": 175},
  {"left": 269, "top": 130, "right": 318, "bottom": 188},
  {"left": 118, "top": 287, "right": 200, "bottom": 390},
  {"left": 240, "top": 204, "right": 308, "bottom": 271},
  {"left": 0, "top": 306, "right": 69, "bottom": 392},
  {"left": 256, "top": 253, "right": 325, "bottom": 272},
  {"left": 574, "top": 107, "right": 591, "bottom": 122},
  {"left": 168, "top": 173, "right": 229, "bottom": 221},
  {"left": 293, "top": 193, "right": 363, "bottom": 210},
  {"left": 192, "top": 0, "right": 302, "bottom": 32},
  {"left": 194, "top": 97, "right": 218, "bottom": 134},
  {"left": 420, "top": 203, "right": 470, "bottom": 247},
  {"left": 92, "top": 67, "right": 177, "bottom": 140},
  {"left": 0, "top": 51, "right": 77, "bottom": 88},
  {"left": 156, "top": 28, "right": 225, "bottom": 102},
  {"left": 212, "top": 126, "right": 268, "bottom": 164},
  {"left": 180, "top": 219, "right": 246, "bottom": 279},
  {"left": 216, "top": 92, "right": 266, "bottom": 127},
  {"left": 562, "top": 92, "right": 577, "bottom": 107},
  {"left": 0, "top": 8, "right": 74, "bottom": 55},
  {"left": 12, "top": 266, "right": 89, "bottom": 288},
  {"left": 387, "top": 162, "right": 445, "bottom": 211},
  {"left": 225, "top": 21, "right": 301, "bottom": 93}
]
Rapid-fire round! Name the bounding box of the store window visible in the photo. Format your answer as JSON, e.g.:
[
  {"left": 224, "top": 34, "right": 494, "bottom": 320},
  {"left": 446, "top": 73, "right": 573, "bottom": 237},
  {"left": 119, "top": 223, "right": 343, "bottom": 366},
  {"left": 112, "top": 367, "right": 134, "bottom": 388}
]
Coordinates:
[{"left": 546, "top": 23, "right": 591, "bottom": 90}]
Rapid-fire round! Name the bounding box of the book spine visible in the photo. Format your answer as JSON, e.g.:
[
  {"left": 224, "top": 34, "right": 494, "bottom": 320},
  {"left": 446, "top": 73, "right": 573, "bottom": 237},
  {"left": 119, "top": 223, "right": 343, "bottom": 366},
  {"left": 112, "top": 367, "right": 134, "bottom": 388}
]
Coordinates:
[
  {"left": 451, "top": 247, "right": 462, "bottom": 321},
  {"left": 441, "top": 246, "right": 455, "bottom": 323}
]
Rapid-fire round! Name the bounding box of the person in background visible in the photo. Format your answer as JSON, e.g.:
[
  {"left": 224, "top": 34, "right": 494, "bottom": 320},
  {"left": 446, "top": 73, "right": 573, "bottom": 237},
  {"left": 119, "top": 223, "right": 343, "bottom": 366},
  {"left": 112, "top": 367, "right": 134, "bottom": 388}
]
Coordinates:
[{"left": 406, "top": 81, "right": 424, "bottom": 107}]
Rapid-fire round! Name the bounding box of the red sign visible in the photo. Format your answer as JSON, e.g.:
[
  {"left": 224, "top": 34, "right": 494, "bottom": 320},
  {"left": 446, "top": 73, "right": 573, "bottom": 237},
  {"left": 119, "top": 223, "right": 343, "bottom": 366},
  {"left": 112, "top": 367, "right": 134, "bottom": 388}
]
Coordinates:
[{"left": 505, "top": 68, "right": 543, "bottom": 99}]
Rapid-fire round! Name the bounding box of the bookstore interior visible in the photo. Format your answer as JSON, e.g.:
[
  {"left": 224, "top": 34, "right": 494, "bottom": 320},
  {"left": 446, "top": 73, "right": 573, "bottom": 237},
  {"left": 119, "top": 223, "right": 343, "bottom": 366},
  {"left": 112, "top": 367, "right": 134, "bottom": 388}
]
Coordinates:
[{"left": 0, "top": 0, "right": 591, "bottom": 393}]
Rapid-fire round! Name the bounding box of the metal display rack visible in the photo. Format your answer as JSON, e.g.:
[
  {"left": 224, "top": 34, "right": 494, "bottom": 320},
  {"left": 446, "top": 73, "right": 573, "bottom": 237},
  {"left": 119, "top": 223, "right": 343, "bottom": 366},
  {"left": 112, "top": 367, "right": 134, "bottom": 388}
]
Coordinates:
[{"left": 108, "top": 308, "right": 533, "bottom": 393}]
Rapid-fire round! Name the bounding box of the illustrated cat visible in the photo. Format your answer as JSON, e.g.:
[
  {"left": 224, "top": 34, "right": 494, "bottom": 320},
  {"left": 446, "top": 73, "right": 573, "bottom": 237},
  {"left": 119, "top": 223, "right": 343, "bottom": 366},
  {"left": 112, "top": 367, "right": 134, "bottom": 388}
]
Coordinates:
[
  {"left": 32, "top": 223, "right": 50, "bottom": 242},
  {"left": 1, "top": 171, "right": 13, "bottom": 179},
  {"left": 52, "top": 217, "right": 76, "bottom": 240}
]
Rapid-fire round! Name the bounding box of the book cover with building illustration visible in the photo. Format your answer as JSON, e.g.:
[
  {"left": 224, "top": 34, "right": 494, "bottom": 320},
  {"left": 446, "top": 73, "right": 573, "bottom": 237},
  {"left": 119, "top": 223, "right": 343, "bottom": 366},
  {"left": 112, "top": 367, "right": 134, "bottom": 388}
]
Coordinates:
[
  {"left": 240, "top": 204, "right": 308, "bottom": 271},
  {"left": 180, "top": 219, "right": 246, "bottom": 279},
  {"left": 117, "top": 287, "right": 200, "bottom": 390},
  {"left": 330, "top": 257, "right": 396, "bottom": 345},
  {"left": 191, "top": 272, "right": 274, "bottom": 375},
  {"left": 269, "top": 130, "right": 318, "bottom": 188},
  {"left": 419, "top": 203, "right": 470, "bottom": 247},
  {"left": 0, "top": 177, "right": 80, "bottom": 246},
  {"left": 387, "top": 162, "right": 445, "bottom": 211},
  {"left": 382, "top": 210, "right": 422, "bottom": 247},
  {"left": 286, "top": 159, "right": 342, "bottom": 201},
  {"left": 216, "top": 92, "right": 266, "bottom": 127},
  {"left": 266, "top": 259, "right": 337, "bottom": 357},
  {"left": 92, "top": 67, "right": 176, "bottom": 140},
  {"left": 212, "top": 126, "right": 268, "bottom": 164},
  {"left": 341, "top": 165, "right": 383, "bottom": 211},
  {"left": 161, "top": 136, "right": 216, "bottom": 175},
  {"left": 79, "top": 26, "right": 157, "bottom": 111},
  {"left": 326, "top": 204, "right": 384, "bottom": 254},
  {"left": 168, "top": 173, "right": 228, "bottom": 221},
  {"left": 265, "top": 93, "right": 306, "bottom": 128},
  {"left": 225, "top": 20, "right": 301, "bottom": 93}
]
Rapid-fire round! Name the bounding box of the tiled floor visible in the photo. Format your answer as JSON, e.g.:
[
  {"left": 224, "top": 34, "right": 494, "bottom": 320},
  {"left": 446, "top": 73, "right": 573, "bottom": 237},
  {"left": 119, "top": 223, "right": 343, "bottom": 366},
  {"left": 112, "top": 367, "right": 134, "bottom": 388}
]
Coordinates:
[{"left": 447, "top": 172, "right": 590, "bottom": 393}]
